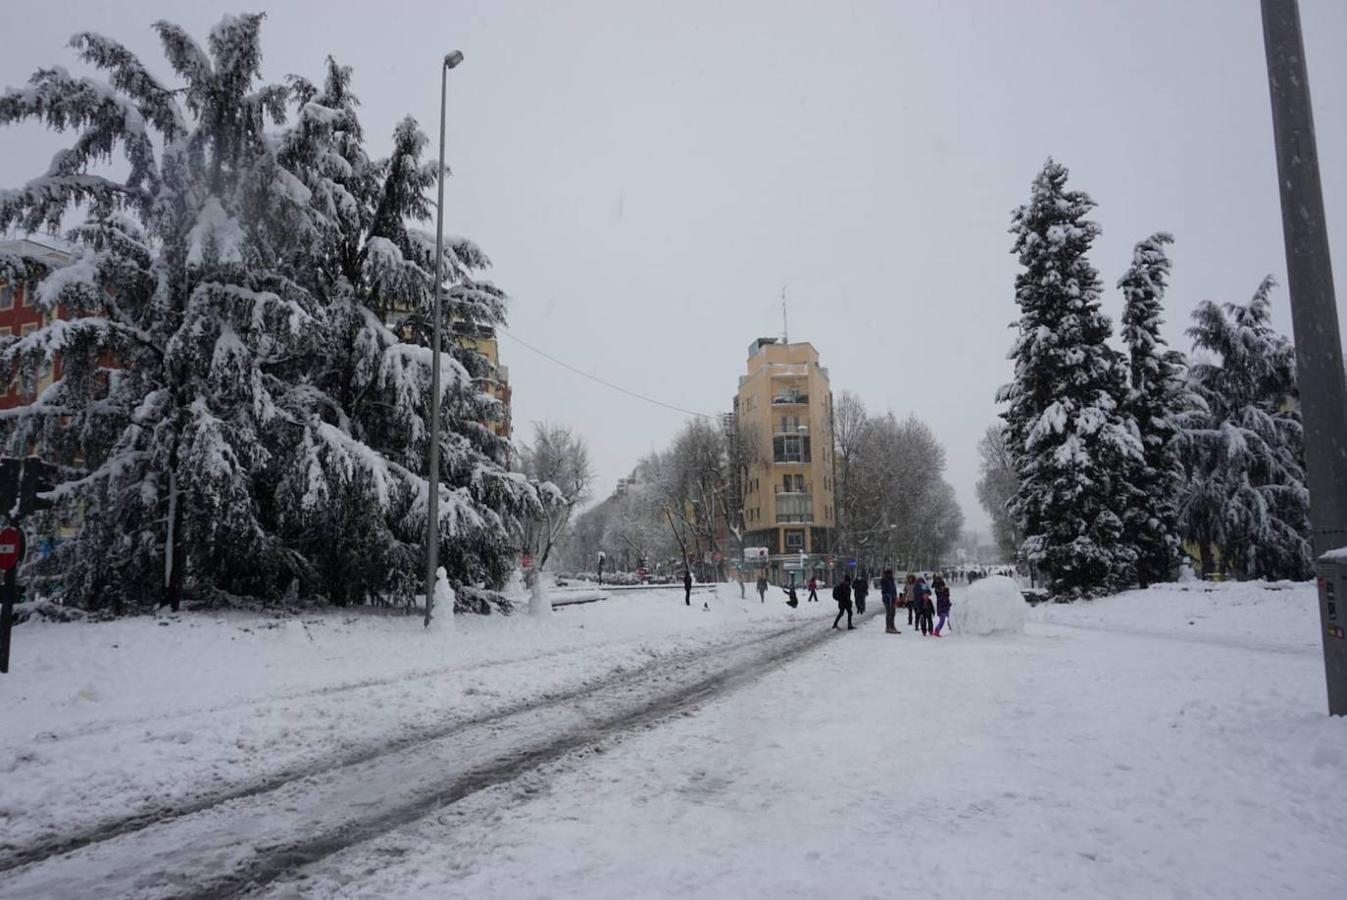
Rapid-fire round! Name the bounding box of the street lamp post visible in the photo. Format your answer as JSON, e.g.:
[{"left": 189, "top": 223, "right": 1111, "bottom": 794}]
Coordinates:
[{"left": 425, "top": 49, "right": 465, "bottom": 628}]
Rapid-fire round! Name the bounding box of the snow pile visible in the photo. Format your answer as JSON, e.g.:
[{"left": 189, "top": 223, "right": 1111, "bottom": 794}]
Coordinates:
[{"left": 950, "top": 575, "right": 1026, "bottom": 635}]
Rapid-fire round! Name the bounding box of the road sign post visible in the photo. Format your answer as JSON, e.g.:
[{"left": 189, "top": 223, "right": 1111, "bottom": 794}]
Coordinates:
[
  {"left": 0, "top": 456, "right": 60, "bottom": 675},
  {"left": 0, "top": 526, "right": 26, "bottom": 674}
]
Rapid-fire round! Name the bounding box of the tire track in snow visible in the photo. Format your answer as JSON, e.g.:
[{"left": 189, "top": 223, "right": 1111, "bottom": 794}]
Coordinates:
[
  {"left": 0, "top": 620, "right": 811, "bottom": 875},
  {"left": 0, "top": 612, "right": 874, "bottom": 900},
  {"left": 20, "top": 635, "right": 617, "bottom": 746}
]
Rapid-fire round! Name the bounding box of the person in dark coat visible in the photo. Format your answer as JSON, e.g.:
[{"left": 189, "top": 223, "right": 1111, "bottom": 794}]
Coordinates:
[
  {"left": 880, "top": 569, "right": 901, "bottom": 634},
  {"left": 913, "top": 576, "right": 934, "bottom": 635},
  {"left": 683, "top": 569, "right": 693, "bottom": 606},
  {"left": 782, "top": 582, "right": 799, "bottom": 608},
  {"left": 756, "top": 575, "right": 768, "bottom": 603},
  {"left": 932, "top": 575, "right": 952, "bottom": 636},
  {"left": 853, "top": 571, "right": 869, "bottom": 615},
  {"left": 831, "top": 575, "right": 855, "bottom": 630}
]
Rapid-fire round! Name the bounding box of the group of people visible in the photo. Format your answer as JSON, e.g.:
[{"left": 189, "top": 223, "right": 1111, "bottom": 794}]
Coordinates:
[
  {"left": 814, "top": 570, "right": 950, "bottom": 636},
  {"left": 893, "top": 573, "right": 951, "bottom": 636}
]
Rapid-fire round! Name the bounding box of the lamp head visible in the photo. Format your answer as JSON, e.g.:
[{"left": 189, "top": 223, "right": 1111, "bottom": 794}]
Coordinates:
[{"left": 444, "top": 50, "right": 465, "bottom": 69}]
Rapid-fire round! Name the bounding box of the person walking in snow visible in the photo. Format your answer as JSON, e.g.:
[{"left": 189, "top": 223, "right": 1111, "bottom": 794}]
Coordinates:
[
  {"left": 880, "top": 569, "right": 901, "bottom": 634},
  {"left": 683, "top": 569, "right": 693, "bottom": 606},
  {"left": 932, "top": 575, "right": 952, "bottom": 636},
  {"left": 904, "top": 573, "right": 918, "bottom": 626},
  {"left": 913, "top": 575, "right": 934, "bottom": 635},
  {"left": 831, "top": 575, "right": 855, "bottom": 630},
  {"left": 807, "top": 575, "right": 819, "bottom": 603},
  {"left": 782, "top": 582, "right": 799, "bottom": 608},
  {"left": 756, "top": 575, "right": 769, "bottom": 603},
  {"left": 738, "top": 572, "right": 746, "bottom": 599},
  {"left": 853, "top": 571, "right": 869, "bottom": 615}
]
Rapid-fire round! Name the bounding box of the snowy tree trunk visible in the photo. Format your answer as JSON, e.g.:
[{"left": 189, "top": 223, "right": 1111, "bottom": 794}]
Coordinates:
[{"left": 163, "top": 464, "right": 185, "bottom": 613}]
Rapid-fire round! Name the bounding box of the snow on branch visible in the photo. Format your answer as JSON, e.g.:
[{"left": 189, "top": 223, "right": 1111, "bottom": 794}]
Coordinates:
[
  {"left": 68, "top": 32, "right": 187, "bottom": 138},
  {"left": 186, "top": 198, "right": 244, "bottom": 265}
]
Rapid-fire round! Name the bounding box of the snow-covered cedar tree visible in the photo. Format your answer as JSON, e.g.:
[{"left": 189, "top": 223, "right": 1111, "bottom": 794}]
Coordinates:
[
  {"left": 269, "top": 56, "right": 549, "bottom": 607},
  {"left": 997, "top": 159, "right": 1145, "bottom": 599},
  {"left": 0, "top": 16, "right": 549, "bottom": 612},
  {"left": 1118, "top": 232, "right": 1193, "bottom": 587},
  {"left": 1178, "top": 277, "right": 1311, "bottom": 581}
]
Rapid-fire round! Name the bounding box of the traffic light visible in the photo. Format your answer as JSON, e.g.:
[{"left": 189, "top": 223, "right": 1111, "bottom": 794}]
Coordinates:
[
  {"left": 0, "top": 456, "right": 58, "bottom": 522},
  {"left": 19, "top": 458, "right": 56, "bottom": 517}
]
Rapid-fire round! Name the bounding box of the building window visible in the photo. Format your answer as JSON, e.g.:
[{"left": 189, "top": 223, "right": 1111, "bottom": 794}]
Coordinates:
[
  {"left": 781, "top": 473, "right": 804, "bottom": 493},
  {"left": 773, "top": 434, "right": 811, "bottom": 463},
  {"left": 0, "top": 281, "right": 13, "bottom": 311},
  {"left": 784, "top": 529, "right": 805, "bottom": 550}
]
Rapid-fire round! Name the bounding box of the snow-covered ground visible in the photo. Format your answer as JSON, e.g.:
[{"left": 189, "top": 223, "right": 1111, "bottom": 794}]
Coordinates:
[
  {"left": 0, "top": 581, "right": 798, "bottom": 871},
  {"left": 5, "top": 580, "right": 1345, "bottom": 899},
  {"left": 264, "top": 580, "right": 1343, "bottom": 900}
]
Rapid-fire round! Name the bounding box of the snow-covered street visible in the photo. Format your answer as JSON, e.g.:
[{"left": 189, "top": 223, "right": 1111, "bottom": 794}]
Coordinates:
[
  {"left": 0, "top": 585, "right": 825, "bottom": 896},
  {"left": 5, "top": 581, "right": 1345, "bottom": 899},
  {"left": 262, "top": 581, "right": 1344, "bottom": 900}
]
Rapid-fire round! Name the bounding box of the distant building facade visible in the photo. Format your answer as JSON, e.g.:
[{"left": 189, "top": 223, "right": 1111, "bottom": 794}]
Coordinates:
[
  {"left": 450, "top": 323, "right": 512, "bottom": 440},
  {"left": 733, "top": 338, "right": 836, "bottom": 584},
  {"left": 383, "top": 302, "right": 514, "bottom": 442},
  {"left": 0, "top": 238, "right": 73, "bottom": 410}
]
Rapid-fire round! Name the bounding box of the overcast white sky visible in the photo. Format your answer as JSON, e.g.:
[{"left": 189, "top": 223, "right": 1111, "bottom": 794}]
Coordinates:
[{"left": 3, "top": 0, "right": 1346, "bottom": 533}]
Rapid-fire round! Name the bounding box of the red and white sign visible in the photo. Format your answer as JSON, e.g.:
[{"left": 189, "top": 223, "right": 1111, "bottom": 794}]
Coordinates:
[{"left": 0, "top": 527, "right": 22, "bottom": 571}]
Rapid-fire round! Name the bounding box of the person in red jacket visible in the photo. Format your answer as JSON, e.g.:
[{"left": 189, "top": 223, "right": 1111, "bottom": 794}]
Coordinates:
[{"left": 807, "top": 575, "right": 819, "bottom": 603}]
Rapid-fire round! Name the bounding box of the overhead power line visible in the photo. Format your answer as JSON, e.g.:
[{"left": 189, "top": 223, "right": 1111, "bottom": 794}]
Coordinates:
[{"left": 495, "top": 326, "right": 713, "bottom": 420}]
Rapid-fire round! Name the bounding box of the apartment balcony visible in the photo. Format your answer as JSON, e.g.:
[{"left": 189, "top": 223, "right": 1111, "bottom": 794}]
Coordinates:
[
  {"left": 774, "top": 492, "right": 814, "bottom": 524},
  {"left": 771, "top": 392, "right": 808, "bottom": 405}
]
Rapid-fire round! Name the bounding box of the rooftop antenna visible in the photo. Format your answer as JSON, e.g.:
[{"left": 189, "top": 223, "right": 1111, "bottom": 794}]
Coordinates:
[{"left": 781, "top": 286, "right": 789, "bottom": 344}]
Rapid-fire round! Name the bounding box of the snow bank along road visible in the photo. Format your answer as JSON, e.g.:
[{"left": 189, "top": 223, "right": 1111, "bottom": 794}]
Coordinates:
[
  {"left": 238, "top": 581, "right": 1345, "bottom": 900},
  {"left": 0, "top": 588, "right": 869, "bottom": 898}
]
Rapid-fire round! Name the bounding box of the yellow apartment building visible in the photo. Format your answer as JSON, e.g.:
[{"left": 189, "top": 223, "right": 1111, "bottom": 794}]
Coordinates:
[
  {"left": 451, "top": 322, "right": 513, "bottom": 440},
  {"left": 733, "top": 338, "right": 836, "bottom": 584}
]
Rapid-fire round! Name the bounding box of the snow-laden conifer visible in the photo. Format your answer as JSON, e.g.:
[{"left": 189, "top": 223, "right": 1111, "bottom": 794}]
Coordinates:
[
  {"left": 1179, "top": 278, "right": 1311, "bottom": 580},
  {"left": 0, "top": 17, "right": 549, "bottom": 611},
  {"left": 1118, "top": 233, "right": 1192, "bottom": 586},
  {"left": 998, "top": 159, "right": 1143, "bottom": 598}
]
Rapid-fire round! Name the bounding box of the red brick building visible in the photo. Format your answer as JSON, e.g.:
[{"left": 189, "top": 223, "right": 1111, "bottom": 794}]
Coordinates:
[{"left": 0, "top": 238, "right": 72, "bottom": 410}]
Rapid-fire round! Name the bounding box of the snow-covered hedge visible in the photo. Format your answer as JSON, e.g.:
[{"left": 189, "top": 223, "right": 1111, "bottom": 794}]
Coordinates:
[{"left": 950, "top": 575, "right": 1027, "bottom": 636}]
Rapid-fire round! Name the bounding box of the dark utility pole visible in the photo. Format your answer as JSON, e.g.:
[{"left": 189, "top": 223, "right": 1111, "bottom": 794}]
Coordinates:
[{"left": 1261, "top": 0, "right": 1347, "bottom": 714}]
